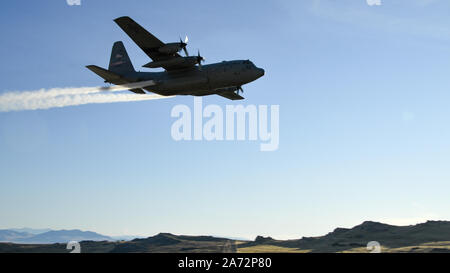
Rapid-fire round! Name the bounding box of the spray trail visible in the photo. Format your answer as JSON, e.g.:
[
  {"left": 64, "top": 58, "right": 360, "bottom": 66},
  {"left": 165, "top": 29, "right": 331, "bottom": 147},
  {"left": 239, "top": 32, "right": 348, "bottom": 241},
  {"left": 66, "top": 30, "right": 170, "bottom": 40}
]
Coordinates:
[
  {"left": 0, "top": 93, "right": 174, "bottom": 112},
  {"left": 0, "top": 80, "right": 157, "bottom": 101},
  {"left": 0, "top": 81, "right": 174, "bottom": 112}
]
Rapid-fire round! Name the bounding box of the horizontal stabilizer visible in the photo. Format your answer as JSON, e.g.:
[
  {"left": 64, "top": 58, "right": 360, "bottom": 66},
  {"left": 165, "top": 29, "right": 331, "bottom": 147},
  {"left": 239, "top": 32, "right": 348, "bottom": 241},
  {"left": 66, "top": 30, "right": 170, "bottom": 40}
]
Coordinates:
[
  {"left": 86, "top": 65, "right": 156, "bottom": 95},
  {"left": 86, "top": 65, "right": 127, "bottom": 85}
]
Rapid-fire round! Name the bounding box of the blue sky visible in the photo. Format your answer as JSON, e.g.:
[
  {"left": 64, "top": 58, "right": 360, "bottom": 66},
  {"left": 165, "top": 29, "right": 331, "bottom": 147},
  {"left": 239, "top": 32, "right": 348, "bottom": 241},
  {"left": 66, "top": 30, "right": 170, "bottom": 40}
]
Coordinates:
[{"left": 1, "top": 0, "right": 450, "bottom": 239}]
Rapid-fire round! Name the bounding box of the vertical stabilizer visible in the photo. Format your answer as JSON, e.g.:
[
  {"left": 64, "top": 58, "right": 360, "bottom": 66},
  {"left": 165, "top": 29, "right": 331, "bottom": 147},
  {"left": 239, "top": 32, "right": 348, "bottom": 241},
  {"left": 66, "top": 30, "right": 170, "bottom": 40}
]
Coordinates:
[{"left": 108, "top": 41, "right": 135, "bottom": 74}]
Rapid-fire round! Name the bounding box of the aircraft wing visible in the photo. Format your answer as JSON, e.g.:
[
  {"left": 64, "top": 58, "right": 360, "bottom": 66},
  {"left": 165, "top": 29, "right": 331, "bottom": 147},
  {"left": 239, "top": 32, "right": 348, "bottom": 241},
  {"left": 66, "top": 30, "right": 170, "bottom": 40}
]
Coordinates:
[
  {"left": 114, "top": 16, "right": 183, "bottom": 71},
  {"left": 217, "top": 91, "right": 245, "bottom": 101}
]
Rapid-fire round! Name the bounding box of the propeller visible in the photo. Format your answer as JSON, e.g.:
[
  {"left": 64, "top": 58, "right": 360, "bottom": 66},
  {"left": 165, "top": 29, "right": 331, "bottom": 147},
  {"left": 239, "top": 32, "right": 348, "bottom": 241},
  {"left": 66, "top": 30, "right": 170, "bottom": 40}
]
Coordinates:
[
  {"left": 236, "top": 86, "right": 244, "bottom": 95},
  {"left": 179, "top": 35, "right": 189, "bottom": 56},
  {"left": 196, "top": 50, "right": 205, "bottom": 70}
]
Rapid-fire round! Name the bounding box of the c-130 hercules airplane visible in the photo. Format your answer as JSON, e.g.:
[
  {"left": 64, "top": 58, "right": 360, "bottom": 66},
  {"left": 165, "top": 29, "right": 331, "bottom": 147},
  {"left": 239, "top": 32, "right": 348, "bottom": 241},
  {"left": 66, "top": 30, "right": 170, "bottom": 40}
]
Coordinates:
[{"left": 86, "top": 16, "right": 265, "bottom": 100}]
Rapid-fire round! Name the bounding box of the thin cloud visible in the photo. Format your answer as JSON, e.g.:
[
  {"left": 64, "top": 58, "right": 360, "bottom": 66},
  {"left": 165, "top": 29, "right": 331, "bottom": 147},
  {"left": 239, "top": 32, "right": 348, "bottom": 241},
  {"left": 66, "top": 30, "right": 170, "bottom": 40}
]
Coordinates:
[{"left": 308, "top": 0, "right": 450, "bottom": 42}]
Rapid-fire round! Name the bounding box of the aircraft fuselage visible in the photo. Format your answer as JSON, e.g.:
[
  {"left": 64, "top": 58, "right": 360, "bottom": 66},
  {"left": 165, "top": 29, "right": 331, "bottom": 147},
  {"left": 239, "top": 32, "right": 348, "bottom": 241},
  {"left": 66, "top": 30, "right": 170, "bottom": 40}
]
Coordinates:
[{"left": 123, "top": 60, "right": 264, "bottom": 96}]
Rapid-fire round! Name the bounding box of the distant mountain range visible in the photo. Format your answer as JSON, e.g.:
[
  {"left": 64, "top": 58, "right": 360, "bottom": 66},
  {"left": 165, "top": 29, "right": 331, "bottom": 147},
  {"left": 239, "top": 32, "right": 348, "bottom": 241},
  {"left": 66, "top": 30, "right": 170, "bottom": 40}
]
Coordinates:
[
  {"left": 0, "top": 229, "right": 114, "bottom": 244},
  {"left": 9, "top": 228, "right": 52, "bottom": 235},
  {"left": 1, "top": 221, "right": 450, "bottom": 253}
]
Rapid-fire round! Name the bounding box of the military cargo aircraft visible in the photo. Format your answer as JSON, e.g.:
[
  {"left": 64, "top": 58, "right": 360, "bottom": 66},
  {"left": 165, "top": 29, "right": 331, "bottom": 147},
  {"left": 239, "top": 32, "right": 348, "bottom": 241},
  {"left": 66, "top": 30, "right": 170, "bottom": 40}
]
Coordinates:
[{"left": 86, "top": 16, "right": 265, "bottom": 100}]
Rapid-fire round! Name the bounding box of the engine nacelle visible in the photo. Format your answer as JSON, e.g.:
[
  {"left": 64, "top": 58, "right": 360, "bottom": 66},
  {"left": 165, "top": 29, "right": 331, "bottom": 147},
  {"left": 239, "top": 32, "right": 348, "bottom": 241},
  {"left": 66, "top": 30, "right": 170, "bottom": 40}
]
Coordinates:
[{"left": 158, "top": 43, "right": 183, "bottom": 55}]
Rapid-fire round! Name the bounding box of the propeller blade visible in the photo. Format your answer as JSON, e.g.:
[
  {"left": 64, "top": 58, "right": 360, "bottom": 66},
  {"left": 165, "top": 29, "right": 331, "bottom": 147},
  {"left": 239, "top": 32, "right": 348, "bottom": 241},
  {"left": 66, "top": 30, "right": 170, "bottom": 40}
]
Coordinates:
[
  {"left": 179, "top": 36, "right": 189, "bottom": 56},
  {"left": 197, "top": 50, "right": 204, "bottom": 70}
]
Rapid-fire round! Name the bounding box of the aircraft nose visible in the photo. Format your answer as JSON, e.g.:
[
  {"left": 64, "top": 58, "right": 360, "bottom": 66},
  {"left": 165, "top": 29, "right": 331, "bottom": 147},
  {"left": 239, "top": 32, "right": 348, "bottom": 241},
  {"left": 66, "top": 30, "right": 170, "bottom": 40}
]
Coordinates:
[{"left": 256, "top": 68, "right": 265, "bottom": 78}]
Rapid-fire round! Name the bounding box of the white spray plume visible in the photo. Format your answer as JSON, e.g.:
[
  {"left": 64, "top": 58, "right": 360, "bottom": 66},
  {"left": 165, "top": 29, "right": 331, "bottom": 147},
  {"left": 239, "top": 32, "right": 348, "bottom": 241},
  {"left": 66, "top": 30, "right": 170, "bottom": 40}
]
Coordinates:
[{"left": 0, "top": 80, "right": 175, "bottom": 112}]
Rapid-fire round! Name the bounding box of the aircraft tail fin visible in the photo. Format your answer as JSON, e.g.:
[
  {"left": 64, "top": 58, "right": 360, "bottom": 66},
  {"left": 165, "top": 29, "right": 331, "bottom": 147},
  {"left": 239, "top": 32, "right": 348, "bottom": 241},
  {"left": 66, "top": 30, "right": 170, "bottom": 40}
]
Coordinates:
[{"left": 108, "top": 41, "right": 135, "bottom": 74}]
